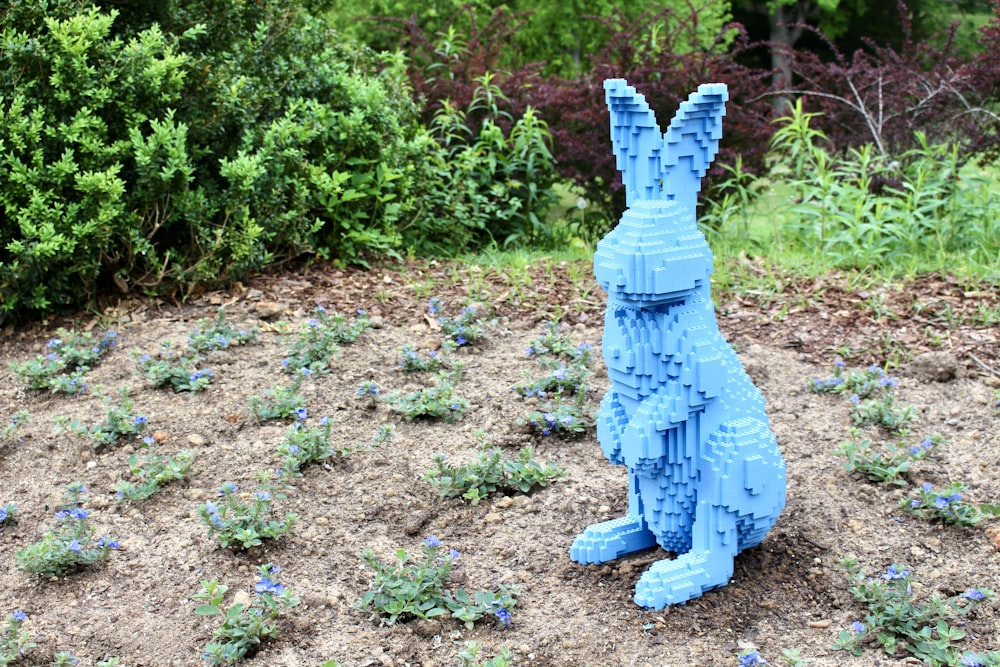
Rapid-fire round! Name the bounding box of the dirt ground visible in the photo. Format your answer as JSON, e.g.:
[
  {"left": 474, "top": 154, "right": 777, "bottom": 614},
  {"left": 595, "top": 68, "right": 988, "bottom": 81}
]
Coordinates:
[{"left": 0, "top": 258, "right": 998, "bottom": 667}]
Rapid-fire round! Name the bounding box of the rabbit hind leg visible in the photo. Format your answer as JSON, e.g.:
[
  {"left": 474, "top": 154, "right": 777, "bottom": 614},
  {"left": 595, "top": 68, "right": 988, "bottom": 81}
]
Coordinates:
[{"left": 633, "top": 500, "right": 739, "bottom": 609}]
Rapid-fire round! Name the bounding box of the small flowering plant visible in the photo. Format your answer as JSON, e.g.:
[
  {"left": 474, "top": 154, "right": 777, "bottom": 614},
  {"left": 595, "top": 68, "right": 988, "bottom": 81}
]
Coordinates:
[
  {"left": 197, "top": 475, "right": 297, "bottom": 550},
  {"left": 15, "top": 483, "right": 121, "bottom": 577},
  {"left": 113, "top": 447, "right": 195, "bottom": 502},
  {"left": 372, "top": 424, "right": 396, "bottom": 446},
  {"left": 457, "top": 642, "right": 513, "bottom": 667},
  {"left": 1, "top": 609, "right": 35, "bottom": 664},
  {"left": 134, "top": 344, "right": 214, "bottom": 393},
  {"left": 518, "top": 395, "right": 595, "bottom": 437},
  {"left": 525, "top": 322, "right": 594, "bottom": 365},
  {"left": 512, "top": 360, "right": 592, "bottom": 400},
  {"left": 356, "top": 381, "right": 381, "bottom": 406},
  {"left": 833, "top": 557, "right": 995, "bottom": 664},
  {"left": 0, "top": 503, "right": 17, "bottom": 531},
  {"left": 831, "top": 434, "right": 944, "bottom": 485},
  {"left": 429, "top": 298, "right": 494, "bottom": 347},
  {"left": 809, "top": 361, "right": 893, "bottom": 399},
  {"left": 356, "top": 536, "right": 518, "bottom": 629},
  {"left": 900, "top": 482, "right": 1000, "bottom": 528},
  {"left": 424, "top": 444, "right": 566, "bottom": 505},
  {"left": 247, "top": 373, "right": 307, "bottom": 422},
  {"left": 62, "top": 387, "right": 149, "bottom": 449},
  {"left": 397, "top": 345, "right": 446, "bottom": 374},
  {"left": 1, "top": 410, "right": 30, "bottom": 445},
  {"left": 281, "top": 306, "right": 369, "bottom": 374},
  {"left": 275, "top": 417, "right": 346, "bottom": 478},
  {"left": 187, "top": 307, "right": 260, "bottom": 353},
  {"left": 849, "top": 393, "right": 917, "bottom": 434},
  {"left": 192, "top": 563, "right": 300, "bottom": 665},
  {"left": 385, "top": 374, "right": 469, "bottom": 422},
  {"left": 10, "top": 329, "right": 117, "bottom": 394}
]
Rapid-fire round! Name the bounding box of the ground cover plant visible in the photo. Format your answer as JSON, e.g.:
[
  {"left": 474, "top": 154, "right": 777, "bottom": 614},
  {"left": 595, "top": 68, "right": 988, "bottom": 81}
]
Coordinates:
[{"left": 0, "top": 258, "right": 998, "bottom": 665}]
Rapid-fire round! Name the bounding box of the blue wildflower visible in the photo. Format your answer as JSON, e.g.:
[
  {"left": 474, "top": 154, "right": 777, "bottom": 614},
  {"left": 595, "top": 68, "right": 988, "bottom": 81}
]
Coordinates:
[
  {"left": 449, "top": 548, "right": 460, "bottom": 561},
  {"left": 882, "top": 565, "right": 910, "bottom": 580},
  {"left": 494, "top": 607, "right": 511, "bottom": 627},
  {"left": 851, "top": 621, "right": 865, "bottom": 633},
  {"left": 738, "top": 651, "right": 767, "bottom": 666},
  {"left": 295, "top": 408, "right": 308, "bottom": 421},
  {"left": 11, "top": 611, "right": 26, "bottom": 622},
  {"left": 97, "top": 537, "right": 121, "bottom": 549},
  {"left": 219, "top": 482, "right": 238, "bottom": 495},
  {"left": 0, "top": 509, "right": 6, "bottom": 522},
  {"left": 962, "top": 589, "right": 986, "bottom": 600},
  {"left": 922, "top": 482, "right": 933, "bottom": 492},
  {"left": 456, "top": 335, "right": 467, "bottom": 346},
  {"left": 133, "top": 415, "right": 148, "bottom": 426},
  {"left": 961, "top": 655, "right": 983, "bottom": 667},
  {"left": 255, "top": 491, "right": 272, "bottom": 501},
  {"left": 68, "top": 539, "right": 82, "bottom": 553},
  {"left": 255, "top": 577, "right": 285, "bottom": 595},
  {"left": 834, "top": 360, "right": 846, "bottom": 367},
  {"left": 425, "top": 535, "right": 443, "bottom": 547}
]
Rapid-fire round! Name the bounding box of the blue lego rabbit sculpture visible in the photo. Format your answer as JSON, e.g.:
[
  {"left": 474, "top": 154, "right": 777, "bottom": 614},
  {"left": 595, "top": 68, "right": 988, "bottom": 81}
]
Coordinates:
[{"left": 570, "top": 80, "right": 786, "bottom": 609}]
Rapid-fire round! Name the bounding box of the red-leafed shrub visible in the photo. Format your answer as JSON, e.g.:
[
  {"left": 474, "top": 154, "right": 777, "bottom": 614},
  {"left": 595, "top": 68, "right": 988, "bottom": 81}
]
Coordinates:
[
  {"left": 531, "top": 7, "right": 775, "bottom": 232},
  {"left": 779, "top": 4, "right": 999, "bottom": 161}
]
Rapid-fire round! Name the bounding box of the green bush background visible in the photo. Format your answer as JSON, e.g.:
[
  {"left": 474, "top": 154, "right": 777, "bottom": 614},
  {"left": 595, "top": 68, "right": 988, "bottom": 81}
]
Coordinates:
[{"left": 0, "top": 0, "right": 557, "bottom": 320}]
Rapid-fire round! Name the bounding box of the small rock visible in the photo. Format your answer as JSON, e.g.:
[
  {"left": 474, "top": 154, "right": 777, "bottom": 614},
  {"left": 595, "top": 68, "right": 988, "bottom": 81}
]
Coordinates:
[
  {"left": 301, "top": 591, "right": 326, "bottom": 608},
  {"left": 906, "top": 351, "right": 961, "bottom": 382},
  {"left": 985, "top": 527, "right": 1000, "bottom": 550},
  {"left": 187, "top": 489, "right": 206, "bottom": 502},
  {"left": 411, "top": 619, "right": 442, "bottom": 638},
  {"left": 484, "top": 512, "right": 503, "bottom": 524},
  {"left": 255, "top": 301, "right": 284, "bottom": 320},
  {"left": 187, "top": 433, "right": 208, "bottom": 447},
  {"left": 152, "top": 431, "right": 170, "bottom": 443},
  {"left": 807, "top": 619, "right": 832, "bottom": 628},
  {"left": 232, "top": 590, "right": 251, "bottom": 609},
  {"left": 495, "top": 496, "right": 514, "bottom": 509},
  {"left": 910, "top": 545, "right": 926, "bottom": 560}
]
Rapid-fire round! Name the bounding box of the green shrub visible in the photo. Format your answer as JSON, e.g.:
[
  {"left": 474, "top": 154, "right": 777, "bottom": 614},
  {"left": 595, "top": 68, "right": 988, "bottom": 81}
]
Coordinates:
[
  {"left": 401, "top": 75, "right": 559, "bottom": 254},
  {"left": 0, "top": 1, "right": 425, "bottom": 320}
]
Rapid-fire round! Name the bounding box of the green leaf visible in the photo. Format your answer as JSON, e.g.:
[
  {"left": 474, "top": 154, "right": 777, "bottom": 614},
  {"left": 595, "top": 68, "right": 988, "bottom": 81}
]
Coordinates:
[{"left": 194, "top": 605, "right": 221, "bottom": 616}]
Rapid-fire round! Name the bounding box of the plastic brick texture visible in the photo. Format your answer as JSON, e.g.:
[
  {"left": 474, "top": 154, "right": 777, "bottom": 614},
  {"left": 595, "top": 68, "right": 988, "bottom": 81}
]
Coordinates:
[{"left": 570, "top": 79, "right": 786, "bottom": 609}]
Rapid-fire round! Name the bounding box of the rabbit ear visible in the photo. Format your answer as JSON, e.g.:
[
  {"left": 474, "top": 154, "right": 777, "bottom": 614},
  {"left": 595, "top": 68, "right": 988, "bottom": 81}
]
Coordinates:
[
  {"left": 605, "top": 80, "right": 727, "bottom": 211},
  {"left": 604, "top": 79, "right": 666, "bottom": 207},
  {"left": 661, "top": 83, "right": 728, "bottom": 214}
]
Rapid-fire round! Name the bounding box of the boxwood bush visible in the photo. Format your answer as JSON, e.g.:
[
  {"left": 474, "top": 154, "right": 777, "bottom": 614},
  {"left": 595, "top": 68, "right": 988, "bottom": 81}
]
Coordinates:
[{"left": 0, "top": 0, "right": 425, "bottom": 320}]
